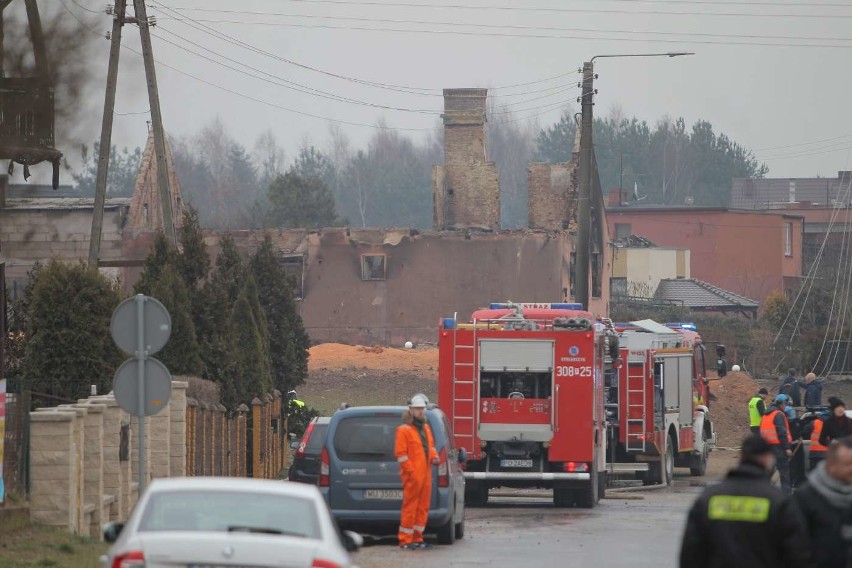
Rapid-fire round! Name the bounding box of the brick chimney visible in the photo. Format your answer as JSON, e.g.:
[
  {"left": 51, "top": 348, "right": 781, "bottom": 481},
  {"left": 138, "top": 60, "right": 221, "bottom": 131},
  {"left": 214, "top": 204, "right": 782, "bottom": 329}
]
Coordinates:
[{"left": 433, "top": 89, "right": 500, "bottom": 230}]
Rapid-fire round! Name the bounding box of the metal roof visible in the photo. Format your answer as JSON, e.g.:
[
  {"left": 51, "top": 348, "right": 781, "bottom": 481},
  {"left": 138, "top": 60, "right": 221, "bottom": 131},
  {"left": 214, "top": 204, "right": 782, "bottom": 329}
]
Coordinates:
[
  {"left": 629, "top": 319, "right": 681, "bottom": 335},
  {"left": 654, "top": 278, "right": 759, "bottom": 312},
  {"left": 3, "top": 197, "right": 131, "bottom": 210}
]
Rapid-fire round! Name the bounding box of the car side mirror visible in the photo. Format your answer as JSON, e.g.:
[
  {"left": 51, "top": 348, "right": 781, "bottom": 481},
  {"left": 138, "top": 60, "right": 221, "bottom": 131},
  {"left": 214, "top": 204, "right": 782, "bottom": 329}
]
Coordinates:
[
  {"left": 103, "top": 521, "right": 124, "bottom": 543},
  {"left": 458, "top": 448, "right": 467, "bottom": 464},
  {"left": 342, "top": 530, "right": 363, "bottom": 552},
  {"left": 289, "top": 439, "right": 301, "bottom": 449}
]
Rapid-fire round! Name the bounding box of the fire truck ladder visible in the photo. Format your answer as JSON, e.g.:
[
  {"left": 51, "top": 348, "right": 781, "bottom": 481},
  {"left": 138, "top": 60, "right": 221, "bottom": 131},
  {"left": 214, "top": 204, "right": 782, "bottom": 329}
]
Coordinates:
[
  {"left": 451, "top": 321, "right": 477, "bottom": 453},
  {"left": 625, "top": 361, "right": 647, "bottom": 453}
]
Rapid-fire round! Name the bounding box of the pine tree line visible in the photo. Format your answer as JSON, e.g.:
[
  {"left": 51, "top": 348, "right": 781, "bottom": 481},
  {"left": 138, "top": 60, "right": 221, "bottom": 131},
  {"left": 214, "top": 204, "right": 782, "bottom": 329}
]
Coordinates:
[
  {"left": 133, "top": 208, "right": 310, "bottom": 410},
  {"left": 3, "top": 208, "right": 309, "bottom": 410}
]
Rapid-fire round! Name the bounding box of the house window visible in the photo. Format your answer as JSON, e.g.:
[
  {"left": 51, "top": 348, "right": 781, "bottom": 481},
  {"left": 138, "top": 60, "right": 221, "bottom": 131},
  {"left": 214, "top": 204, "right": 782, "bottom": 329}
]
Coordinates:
[
  {"left": 784, "top": 222, "right": 793, "bottom": 257},
  {"left": 279, "top": 255, "right": 305, "bottom": 300},
  {"left": 569, "top": 252, "right": 576, "bottom": 299},
  {"left": 591, "top": 252, "right": 602, "bottom": 299},
  {"left": 615, "top": 223, "right": 632, "bottom": 239},
  {"left": 361, "top": 254, "right": 387, "bottom": 281}
]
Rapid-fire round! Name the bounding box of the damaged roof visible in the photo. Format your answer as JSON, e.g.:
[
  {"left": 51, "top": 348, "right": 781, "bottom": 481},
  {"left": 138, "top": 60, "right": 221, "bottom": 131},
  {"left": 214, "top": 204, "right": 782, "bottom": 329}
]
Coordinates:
[
  {"left": 3, "top": 197, "right": 131, "bottom": 210},
  {"left": 654, "top": 278, "right": 759, "bottom": 314},
  {"left": 612, "top": 234, "right": 656, "bottom": 248}
]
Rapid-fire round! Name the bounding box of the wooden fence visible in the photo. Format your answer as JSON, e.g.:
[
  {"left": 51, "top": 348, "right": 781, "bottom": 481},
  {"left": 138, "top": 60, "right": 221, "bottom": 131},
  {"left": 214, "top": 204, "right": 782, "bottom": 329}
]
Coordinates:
[{"left": 185, "top": 390, "right": 287, "bottom": 479}]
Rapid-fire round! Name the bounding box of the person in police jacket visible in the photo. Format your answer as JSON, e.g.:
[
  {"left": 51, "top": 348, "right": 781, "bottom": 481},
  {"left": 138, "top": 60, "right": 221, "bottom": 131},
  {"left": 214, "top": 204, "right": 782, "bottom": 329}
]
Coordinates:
[
  {"left": 679, "top": 435, "right": 814, "bottom": 568},
  {"left": 793, "top": 435, "right": 852, "bottom": 568}
]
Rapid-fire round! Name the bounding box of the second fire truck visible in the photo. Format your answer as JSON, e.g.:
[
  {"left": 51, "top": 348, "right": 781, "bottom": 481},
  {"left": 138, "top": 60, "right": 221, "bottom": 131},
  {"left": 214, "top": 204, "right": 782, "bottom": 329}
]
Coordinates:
[{"left": 437, "top": 303, "right": 718, "bottom": 508}]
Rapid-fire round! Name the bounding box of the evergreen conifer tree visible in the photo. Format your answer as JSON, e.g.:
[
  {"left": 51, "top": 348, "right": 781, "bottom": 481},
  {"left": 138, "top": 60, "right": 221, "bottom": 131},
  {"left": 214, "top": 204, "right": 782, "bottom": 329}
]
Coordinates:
[
  {"left": 249, "top": 236, "right": 310, "bottom": 392},
  {"left": 227, "top": 293, "right": 272, "bottom": 407},
  {"left": 22, "top": 260, "right": 123, "bottom": 400},
  {"left": 135, "top": 237, "right": 204, "bottom": 376}
]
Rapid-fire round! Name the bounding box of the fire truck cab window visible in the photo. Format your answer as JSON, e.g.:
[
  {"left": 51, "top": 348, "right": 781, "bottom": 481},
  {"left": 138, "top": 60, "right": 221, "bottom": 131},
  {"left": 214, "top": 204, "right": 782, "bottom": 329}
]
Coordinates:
[{"left": 479, "top": 371, "right": 552, "bottom": 399}]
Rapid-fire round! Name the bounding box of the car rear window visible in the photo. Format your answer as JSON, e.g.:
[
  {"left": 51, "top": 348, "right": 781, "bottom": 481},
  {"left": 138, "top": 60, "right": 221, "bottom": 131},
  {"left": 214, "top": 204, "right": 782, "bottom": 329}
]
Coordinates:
[
  {"left": 306, "top": 424, "right": 329, "bottom": 452},
  {"left": 333, "top": 415, "right": 400, "bottom": 461},
  {"left": 138, "top": 490, "right": 321, "bottom": 538}
]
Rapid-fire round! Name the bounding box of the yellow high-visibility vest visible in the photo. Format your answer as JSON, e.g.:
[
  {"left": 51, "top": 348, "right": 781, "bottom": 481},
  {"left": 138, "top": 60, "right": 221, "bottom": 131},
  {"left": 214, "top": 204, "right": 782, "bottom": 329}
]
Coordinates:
[{"left": 748, "top": 396, "right": 763, "bottom": 427}]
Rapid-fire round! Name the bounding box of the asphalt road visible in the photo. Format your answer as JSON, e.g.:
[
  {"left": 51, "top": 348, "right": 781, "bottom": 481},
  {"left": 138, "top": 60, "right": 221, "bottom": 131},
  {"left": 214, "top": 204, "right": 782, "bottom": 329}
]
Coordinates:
[{"left": 351, "top": 478, "right": 705, "bottom": 568}]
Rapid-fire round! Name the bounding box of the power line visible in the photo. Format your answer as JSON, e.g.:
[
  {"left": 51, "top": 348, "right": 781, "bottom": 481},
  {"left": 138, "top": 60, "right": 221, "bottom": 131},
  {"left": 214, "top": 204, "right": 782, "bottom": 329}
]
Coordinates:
[
  {"left": 149, "top": 18, "right": 852, "bottom": 49},
  {"left": 150, "top": 2, "right": 583, "bottom": 96},
  {"left": 153, "top": 9, "right": 852, "bottom": 44},
  {"left": 753, "top": 133, "right": 852, "bottom": 152},
  {"left": 156, "top": 0, "right": 852, "bottom": 20},
  {"left": 61, "top": 0, "right": 574, "bottom": 131},
  {"left": 153, "top": 25, "right": 579, "bottom": 115}
]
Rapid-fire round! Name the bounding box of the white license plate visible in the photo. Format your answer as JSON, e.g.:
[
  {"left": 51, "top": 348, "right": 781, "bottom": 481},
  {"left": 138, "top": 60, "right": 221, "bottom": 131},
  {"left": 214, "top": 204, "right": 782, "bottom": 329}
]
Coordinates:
[
  {"left": 500, "top": 459, "right": 533, "bottom": 468},
  {"left": 365, "top": 489, "right": 403, "bottom": 500}
]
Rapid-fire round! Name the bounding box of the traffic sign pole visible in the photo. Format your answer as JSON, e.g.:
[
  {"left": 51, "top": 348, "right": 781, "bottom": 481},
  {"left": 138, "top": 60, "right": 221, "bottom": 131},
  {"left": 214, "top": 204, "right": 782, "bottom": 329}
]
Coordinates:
[{"left": 135, "top": 294, "right": 146, "bottom": 495}]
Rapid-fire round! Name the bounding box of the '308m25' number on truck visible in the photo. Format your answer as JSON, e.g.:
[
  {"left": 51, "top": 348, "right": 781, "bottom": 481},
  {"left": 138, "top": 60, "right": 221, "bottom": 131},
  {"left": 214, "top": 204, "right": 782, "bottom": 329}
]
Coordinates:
[{"left": 556, "top": 365, "right": 592, "bottom": 377}]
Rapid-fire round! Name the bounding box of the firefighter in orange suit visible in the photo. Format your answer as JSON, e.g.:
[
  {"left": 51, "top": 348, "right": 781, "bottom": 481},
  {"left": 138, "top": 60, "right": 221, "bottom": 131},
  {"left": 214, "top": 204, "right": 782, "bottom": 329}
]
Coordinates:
[
  {"left": 760, "top": 394, "right": 794, "bottom": 494},
  {"left": 804, "top": 411, "right": 829, "bottom": 471},
  {"left": 395, "top": 393, "right": 439, "bottom": 550}
]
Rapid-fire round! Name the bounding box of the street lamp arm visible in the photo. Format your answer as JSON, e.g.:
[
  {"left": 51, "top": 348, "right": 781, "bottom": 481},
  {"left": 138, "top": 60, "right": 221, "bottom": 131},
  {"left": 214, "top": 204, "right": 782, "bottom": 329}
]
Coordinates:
[{"left": 590, "top": 52, "right": 694, "bottom": 62}]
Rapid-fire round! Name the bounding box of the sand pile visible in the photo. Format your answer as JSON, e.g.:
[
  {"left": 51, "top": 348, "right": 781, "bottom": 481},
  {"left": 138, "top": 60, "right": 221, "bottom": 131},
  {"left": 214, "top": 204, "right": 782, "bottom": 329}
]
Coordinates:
[
  {"left": 708, "top": 371, "right": 762, "bottom": 448},
  {"left": 309, "top": 343, "right": 439, "bottom": 377}
]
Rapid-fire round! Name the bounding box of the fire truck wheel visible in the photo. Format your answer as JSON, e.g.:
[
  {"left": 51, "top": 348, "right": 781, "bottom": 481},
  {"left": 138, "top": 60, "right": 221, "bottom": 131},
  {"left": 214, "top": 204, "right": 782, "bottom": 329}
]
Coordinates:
[
  {"left": 553, "top": 486, "right": 574, "bottom": 508},
  {"left": 598, "top": 472, "right": 607, "bottom": 500},
  {"left": 689, "top": 441, "right": 708, "bottom": 476},
  {"left": 455, "top": 518, "right": 465, "bottom": 540},
  {"left": 437, "top": 508, "right": 457, "bottom": 545},
  {"left": 576, "top": 470, "right": 599, "bottom": 509},
  {"left": 464, "top": 482, "right": 489, "bottom": 507},
  {"left": 664, "top": 434, "right": 676, "bottom": 485}
]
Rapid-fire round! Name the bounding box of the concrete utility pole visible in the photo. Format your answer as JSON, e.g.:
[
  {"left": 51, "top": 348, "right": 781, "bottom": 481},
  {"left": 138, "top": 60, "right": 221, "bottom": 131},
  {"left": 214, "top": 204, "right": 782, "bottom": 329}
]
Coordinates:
[
  {"left": 88, "top": 0, "right": 128, "bottom": 268},
  {"left": 575, "top": 52, "right": 693, "bottom": 309},
  {"left": 89, "top": 0, "right": 177, "bottom": 267},
  {"left": 575, "top": 62, "right": 594, "bottom": 309},
  {"left": 134, "top": 0, "right": 177, "bottom": 248}
]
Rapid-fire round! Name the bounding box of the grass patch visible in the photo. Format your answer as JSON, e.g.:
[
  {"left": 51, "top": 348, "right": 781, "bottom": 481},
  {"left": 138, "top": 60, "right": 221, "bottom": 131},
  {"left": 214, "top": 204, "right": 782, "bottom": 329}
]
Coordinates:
[{"left": 0, "top": 514, "right": 107, "bottom": 568}]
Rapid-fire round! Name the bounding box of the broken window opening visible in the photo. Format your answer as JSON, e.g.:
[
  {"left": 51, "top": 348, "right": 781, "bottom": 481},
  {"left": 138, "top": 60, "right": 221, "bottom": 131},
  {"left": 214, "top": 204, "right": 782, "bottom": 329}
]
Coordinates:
[
  {"left": 279, "top": 255, "right": 305, "bottom": 300},
  {"left": 361, "top": 254, "right": 387, "bottom": 281}
]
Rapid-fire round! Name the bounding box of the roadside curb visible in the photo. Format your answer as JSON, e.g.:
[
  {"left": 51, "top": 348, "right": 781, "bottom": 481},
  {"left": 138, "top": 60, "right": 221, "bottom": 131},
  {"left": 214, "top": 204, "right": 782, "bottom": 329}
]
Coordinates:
[{"left": 604, "top": 483, "right": 668, "bottom": 493}]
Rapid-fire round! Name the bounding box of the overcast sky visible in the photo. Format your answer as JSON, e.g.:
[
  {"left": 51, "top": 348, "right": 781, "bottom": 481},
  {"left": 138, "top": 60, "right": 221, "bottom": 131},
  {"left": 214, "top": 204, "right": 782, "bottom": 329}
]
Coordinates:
[{"left": 55, "top": 0, "right": 852, "bottom": 179}]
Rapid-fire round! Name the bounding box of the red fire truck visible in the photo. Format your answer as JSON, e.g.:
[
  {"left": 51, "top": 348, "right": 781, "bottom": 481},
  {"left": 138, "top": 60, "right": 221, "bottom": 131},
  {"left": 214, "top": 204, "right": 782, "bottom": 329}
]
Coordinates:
[
  {"left": 605, "top": 320, "right": 717, "bottom": 485},
  {"left": 437, "top": 302, "right": 615, "bottom": 508}
]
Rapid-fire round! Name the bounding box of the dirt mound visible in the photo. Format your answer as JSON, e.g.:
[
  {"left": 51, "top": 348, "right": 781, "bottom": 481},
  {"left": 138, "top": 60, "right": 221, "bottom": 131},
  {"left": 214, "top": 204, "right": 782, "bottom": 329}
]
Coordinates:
[
  {"left": 709, "top": 371, "right": 761, "bottom": 448},
  {"left": 309, "top": 343, "right": 438, "bottom": 377}
]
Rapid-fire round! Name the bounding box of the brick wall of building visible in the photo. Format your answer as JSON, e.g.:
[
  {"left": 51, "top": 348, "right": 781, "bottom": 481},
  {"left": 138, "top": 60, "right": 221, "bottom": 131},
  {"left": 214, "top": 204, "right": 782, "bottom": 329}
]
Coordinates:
[{"left": 528, "top": 162, "right": 576, "bottom": 231}]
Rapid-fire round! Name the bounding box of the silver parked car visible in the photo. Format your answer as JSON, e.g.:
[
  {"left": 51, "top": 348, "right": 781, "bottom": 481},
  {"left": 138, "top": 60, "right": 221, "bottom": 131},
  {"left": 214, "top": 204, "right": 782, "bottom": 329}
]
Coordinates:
[{"left": 102, "top": 477, "right": 361, "bottom": 568}]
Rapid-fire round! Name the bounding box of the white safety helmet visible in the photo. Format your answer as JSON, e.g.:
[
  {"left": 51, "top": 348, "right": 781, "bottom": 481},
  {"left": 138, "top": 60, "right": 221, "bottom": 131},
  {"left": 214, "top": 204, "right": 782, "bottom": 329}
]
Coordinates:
[
  {"left": 408, "top": 393, "right": 429, "bottom": 408},
  {"left": 731, "top": 364, "right": 741, "bottom": 372}
]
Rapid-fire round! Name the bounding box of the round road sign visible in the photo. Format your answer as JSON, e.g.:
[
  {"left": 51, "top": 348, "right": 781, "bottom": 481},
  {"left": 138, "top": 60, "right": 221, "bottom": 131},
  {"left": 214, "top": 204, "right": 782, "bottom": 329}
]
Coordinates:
[
  {"left": 112, "top": 357, "right": 172, "bottom": 416},
  {"left": 111, "top": 295, "right": 171, "bottom": 356}
]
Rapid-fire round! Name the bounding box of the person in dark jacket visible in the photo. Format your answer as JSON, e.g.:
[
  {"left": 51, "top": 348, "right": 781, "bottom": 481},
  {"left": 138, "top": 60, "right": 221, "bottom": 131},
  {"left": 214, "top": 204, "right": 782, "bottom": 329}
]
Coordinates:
[
  {"left": 819, "top": 397, "right": 852, "bottom": 447},
  {"left": 761, "top": 394, "right": 794, "bottom": 493},
  {"left": 779, "top": 368, "right": 802, "bottom": 407},
  {"left": 799, "top": 373, "right": 824, "bottom": 407},
  {"left": 793, "top": 435, "right": 852, "bottom": 568},
  {"left": 679, "top": 435, "right": 813, "bottom": 568}
]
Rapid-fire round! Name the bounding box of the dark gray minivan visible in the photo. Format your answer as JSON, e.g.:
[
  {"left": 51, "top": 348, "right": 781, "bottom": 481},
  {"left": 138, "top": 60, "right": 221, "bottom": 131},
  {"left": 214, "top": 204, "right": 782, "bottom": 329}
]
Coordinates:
[{"left": 319, "top": 406, "right": 466, "bottom": 544}]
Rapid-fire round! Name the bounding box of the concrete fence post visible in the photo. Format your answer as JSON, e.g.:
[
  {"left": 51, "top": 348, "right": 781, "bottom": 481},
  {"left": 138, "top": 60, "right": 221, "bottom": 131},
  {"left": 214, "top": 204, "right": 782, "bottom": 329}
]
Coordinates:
[
  {"left": 170, "top": 381, "right": 188, "bottom": 478},
  {"left": 29, "top": 411, "right": 77, "bottom": 533}
]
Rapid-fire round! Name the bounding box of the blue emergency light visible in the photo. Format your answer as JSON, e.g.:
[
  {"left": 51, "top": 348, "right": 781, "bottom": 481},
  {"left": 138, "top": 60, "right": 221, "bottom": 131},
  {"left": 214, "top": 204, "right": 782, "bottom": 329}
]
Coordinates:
[
  {"left": 665, "top": 322, "right": 698, "bottom": 331},
  {"left": 442, "top": 317, "right": 456, "bottom": 329}
]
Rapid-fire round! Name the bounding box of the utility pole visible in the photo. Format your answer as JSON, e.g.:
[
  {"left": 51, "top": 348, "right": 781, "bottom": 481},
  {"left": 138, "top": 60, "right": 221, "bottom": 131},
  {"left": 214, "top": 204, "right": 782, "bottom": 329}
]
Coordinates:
[
  {"left": 88, "top": 0, "right": 128, "bottom": 267},
  {"left": 134, "top": 0, "right": 177, "bottom": 248},
  {"left": 89, "top": 0, "right": 177, "bottom": 267},
  {"left": 574, "top": 51, "right": 693, "bottom": 310},
  {"left": 575, "top": 61, "right": 595, "bottom": 309}
]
